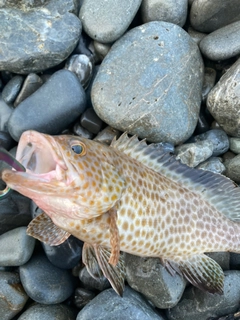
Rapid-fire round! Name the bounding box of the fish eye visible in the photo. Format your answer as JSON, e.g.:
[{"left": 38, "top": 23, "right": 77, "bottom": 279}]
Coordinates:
[{"left": 71, "top": 142, "right": 86, "bottom": 156}]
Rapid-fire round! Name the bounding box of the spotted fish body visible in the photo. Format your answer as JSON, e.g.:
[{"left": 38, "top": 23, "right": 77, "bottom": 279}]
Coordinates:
[{"left": 2, "top": 130, "right": 240, "bottom": 295}]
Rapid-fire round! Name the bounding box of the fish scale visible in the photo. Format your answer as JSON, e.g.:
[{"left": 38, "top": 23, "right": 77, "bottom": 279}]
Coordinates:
[{"left": 2, "top": 130, "right": 240, "bottom": 295}]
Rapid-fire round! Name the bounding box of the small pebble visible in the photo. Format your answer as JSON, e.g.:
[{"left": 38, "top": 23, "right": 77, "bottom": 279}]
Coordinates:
[
  {"left": 196, "top": 157, "right": 226, "bottom": 174},
  {"left": 93, "top": 40, "right": 111, "bottom": 62},
  {"left": 0, "top": 96, "right": 13, "bottom": 132},
  {"left": 188, "top": 26, "right": 206, "bottom": 44},
  {"left": 225, "top": 154, "right": 240, "bottom": 183},
  {"left": 0, "top": 131, "right": 15, "bottom": 150},
  {"left": 94, "top": 126, "right": 121, "bottom": 145},
  {"left": 73, "top": 122, "right": 94, "bottom": 139},
  {"left": 80, "top": 107, "right": 103, "bottom": 134},
  {"left": 79, "top": 266, "right": 110, "bottom": 292},
  {"left": 2, "top": 75, "right": 24, "bottom": 104},
  {"left": 202, "top": 68, "right": 217, "bottom": 102},
  {"left": 74, "top": 287, "right": 97, "bottom": 309},
  {"left": 229, "top": 137, "right": 240, "bottom": 154}
]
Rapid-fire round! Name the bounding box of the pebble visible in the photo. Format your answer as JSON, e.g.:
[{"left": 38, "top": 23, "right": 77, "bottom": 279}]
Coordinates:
[
  {"left": 207, "top": 58, "right": 240, "bottom": 138},
  {"left": 2, "top": 75, "right": 24, "bottom": 104},
  {"left": 74, "top": 287, "right": 97, "bottom": 309},
  {"left": 0, "top": 271, "right": 28, "bottom": 319},
  {"left": 141, "top": 0, "right": 188, "bottom": 27},
  {"left": 187, "top": 26, "right": 206, "bottom": 44},
  {"left": 79, "top": 266, "right": 111, "bottom": 292},
  {"left": 19, "top": 252, "right": 75, "bottom": 304},
  {"left": 76, "top": 286, "right": 164, "bottom": 320},
  {"left": 0, "top": 131, "right": 15, "bottom": 150},
  {"left": 94, "top": 126, "right": 121, "bottom": 145},
  {"left": 92, "top": 41, "right": 111, "bottom": 62},
  {"left": 206, "top": 252, "right": 230, "bottom": 271},
  {"left": 92, "top": 21, "right": 204, "bottom": 144},
  {"left": 229, "top": 137, "right": 240, "bottom": 154},
  {"left": 80, "top": 107, "right": 103, "bottom": 134},
  {"left": 0, "top": 227, "right": 35, "bottom": 267},
  {"left": 202, "top": 68, "right": 217, "bottom": 103},
  {"left": 167, "top": 270, "right": 240, "bottom": 320},
  {"left": 224, "top": 154, "right": 240, "bottom": 183},
  {"left": 79, "top": 0, "right": 142, "bottom": 43},
  {"left": 200, "top": 21, "right": 240, "bottom": 61},
  {"left": 190, "top": 0, "right": 240, "bottom": 33},
  {"left": 196, "top": 157, "right": 226, "bottom": 174},
  {"left": 8, "top": 70, "right": 86, "bottom": 141},
  {"left": 17, "top": 303, "right": 76, "bottom": 320},
  {"left": 73, "top": 123, "right": 94, "bottom": 139},
  {"left": 125, "top": 254, "right": 186, "bottom": 309},
  {"left": 0, "top": 96, "right": 13, "bottom": 132}
]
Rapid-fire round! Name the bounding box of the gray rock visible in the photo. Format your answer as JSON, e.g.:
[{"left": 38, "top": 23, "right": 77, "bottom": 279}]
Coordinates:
[
  {"left": 125, "top": 254, "right": 186, "bottom": 309},
  {"left": 229, "top": 137, "right": 240, "bottom": 154},
  {"left": 79, "top": 0, "right": 141, "bottom": 43},
  {"left": 202, "top": 68, "right": 216, "bottom": 102},
  {"left": 19, "top": 252, "right": 75, "bottom": 304},
  {"left": 94, "top": 126, "right": 121, "bottom": 145},
  {"left": 225, "top": 154, "right": 240, "bottom": 183},
  {"left": 200, "top": 21, "right": 240, "bottom": 61},
  {"left": 0, "top": 271, "right": 28, "bottom": 320},
  {"left": 93, "top": 40, "right": 111, "bottom": 62},
  {"left": 92, "top": 21, "right": 204, "bottom": 145},
  {"left": 76, "top": 286, "right": 164, "bottom": 320},
  {"left": 207, "top": 58, "right": 240, "bottom": 138},
  {"left": 73, "top": 123, "right": 94, "bottom": 139},
  {"left": 175, "top": 140, "right": 214, "bottom": 167},
  {"left": 0, "top": 7, "right": 81, "bottom": 74},
  {"left": 141, "top": 0, "right": 188, "bottom": 27},
  {"left": 2, "top": 75, "right": 24, "bottom": 104},
  {"left": 17, "top": 303, "right": 76, "bottom": 320},
  {"left": 0, "top": 227, "right": 35, "bottom": 266},
  {"left": 79, "top": 266, "right": 111, "bottom": 291},
  {"left": 8, "top": 70, "right": 86, "bottom": 141},
  {"left": 80, "top": 107, "right": 103, "bottom": 134},
  {"left": 196, "top": 157, "right": 226, "bottom": 174},
  {"left": 167, "top": 270, "right": 240, "bottom": 320},
  {"left": 0, "top": 131, "right": 15, "bottom": 150},
  {"left": 188, "top": 26, "right": 206, "bottom": 44},
  {"left": 190, "top": 0, "right": 240, "bottom": 33},
  {"left": 0, "top": 96, "right": 13, "bottom": 132},
  {"left": 74, "top": 287, "right": 96, "bottom": 309},
  {"left": 206, "top": 252, "right": 230, "bottom": 271},
  {"left": 230, "top": 253, "right": 240, "bottom": 270}
]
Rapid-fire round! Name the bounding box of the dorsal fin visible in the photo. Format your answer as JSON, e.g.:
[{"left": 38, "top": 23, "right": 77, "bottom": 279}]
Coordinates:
[{"left": 111, "top": 133, "right": 240, "bottom": 222}]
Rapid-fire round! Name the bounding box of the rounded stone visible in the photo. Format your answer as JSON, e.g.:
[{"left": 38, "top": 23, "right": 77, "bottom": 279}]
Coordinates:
[
  {"left": 225, "top": 154, "right": 240, "bottom": 183},
  {"left": 92, "top": 21, "right": 204, "bottom": 144},
  {"left": 0, "top": 131, "right": 15, "bottom": 150},
  {"left": 2, "top": 75, "right": 24, "bottom": 104},
  {"left": 79, "top": 0, "right": 142, "bottom": 43},
  {"left": 19, "top": 252, "right": 75, "bottom": 304},
  {"left": 196, "top": 157, "right": 226, "bottom": 174},
  {"left": 0, "top": 96, "right": 13, "bottom": 132},
  {"left": 229, "top": 137, "right": 240, "bottom": 154},
  {"left": 207, "top": 58, "right": 240, "bottom": 138},
  {"left": 199, "top": 21, "right": 240, "bottom": 61},
  {"left": 8, "top": 70, "right": 86, "bottom": 141},
  {"left": 190, "top": 0, "right": 240, "bottom": 33},
  {"left": 79, "top": 266, "right": 110, "bottom": 292}
]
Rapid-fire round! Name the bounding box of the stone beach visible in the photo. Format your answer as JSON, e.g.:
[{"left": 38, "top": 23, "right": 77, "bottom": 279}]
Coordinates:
[{"left": 1, "top": 0, "right": 240, "bottom": 319}]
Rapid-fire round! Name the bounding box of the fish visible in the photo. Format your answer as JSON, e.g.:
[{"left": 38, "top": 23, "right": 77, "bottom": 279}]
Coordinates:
[{"left": 2, "top": 130, "right": 240, "bottom": 296}]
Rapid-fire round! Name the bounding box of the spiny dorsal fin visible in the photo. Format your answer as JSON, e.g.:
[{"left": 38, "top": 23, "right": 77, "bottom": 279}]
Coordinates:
[
  {"left": 27, "top": 212, "right": 71, "bottom": 246},
  {"left": 111, "top": 133, "right": 240, "bottom": 222},
  {"left": 165, "top": 254, "right": 224, "bottom": 294}
]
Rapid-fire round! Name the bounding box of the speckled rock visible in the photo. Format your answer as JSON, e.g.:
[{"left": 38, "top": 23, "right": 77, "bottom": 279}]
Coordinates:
[
  {"left": 92, "top": 21, "right": 204, "bottom": 144},
  {"left": 207, "top": 58, "right": 240, "bottom": 138},
  {"left": 8, "top": 70, "right": 86, "bottom": 141},
  {"left": 190, "top": 0, "right": 240, "bottom": 33},
  {"left": 196, "top": 157, "right": 226, "bottom": 174},
  {"left": 167, "top": 271, "right": 240, "bottom": 320},
  {"left": 76, "top": 286, "right": 164, "bottom": 320},
  {"left": 141, "top": 0, "right": 188, "bottom": 27},
  {"left": 225, "top": 154, "right": 240, "bottom": 183},
  {"left": 125, "top": 254, "right": 186, "bottom": 309},
  {"left": 229, "top": 137, "right": 240, "bottom": 154},
  {"left": 199, "top": 21, "right": 240, "bottom": 61},
  {"left": 79, "top": 0, "right": 141, "bottom": 43}
]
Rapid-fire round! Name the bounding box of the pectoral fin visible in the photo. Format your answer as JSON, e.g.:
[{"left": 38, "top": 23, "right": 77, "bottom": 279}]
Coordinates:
[
  {"left": 108, "top": 208, "right": 120, "bottom": 266},
  {"left": 27, "top": 212, "right": 71, "bottom": 246},
  {"left": 165, "top": 254, "right": 224, "bottom": 294}
]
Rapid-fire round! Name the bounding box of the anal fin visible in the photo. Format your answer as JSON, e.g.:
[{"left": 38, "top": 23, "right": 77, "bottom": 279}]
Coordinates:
[
  {"left": 165, "top": 254, "right": 224, "bottom": 294},
  {"left": 27, "top": 212, "right": 71, "bottom": 246}
]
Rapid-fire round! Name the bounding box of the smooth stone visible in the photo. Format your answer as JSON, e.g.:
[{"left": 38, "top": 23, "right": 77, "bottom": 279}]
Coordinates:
[
  {"left": 202, "top": 68, "right": 216, "bottom": 102},
  {"left": 2, "top": 75, "right": 24, "bottom": 104},
  {"left": 0, "top": 227, "right": 35, "bottom": 266},
  {"left": 0, "top": 7, "right": 81, "bottom": 74},
  {"left": 18, "top": 303, "right": 76, "bottom": 320},
  {"left": 190, "top": 0, "right": 240, "bottom": 33},
  {"left": 74, "top": 287, "right": 96, "bottom": 309},
  {"left": 222, "top": 151, "right": 236, "bottom": 167},
  {"left": 92, "top": 21, "right": 204, "bottom": 145},
  {"left": 206, "top": 252, "right": 230, "bottom": 271},
  {"left": 230, "top": 253, "right": 240, "bottom": 270},
  {"left": 196, "top": 157, "right": 226, "bottom": 174},
  {"left": 0, "top": 96, "right": 13, "bottom": 132},
  {"left": 73, "top": 122, "right": 94, "bottom": 139},
  {"left": 0, "top": 271, "right": 28, "bottom": 319},
  {"left": 0, "top": 131, "right": 15, "bottom": 150},
  {"left": 125, "top": 254, "right": 186, "bottom": 309},
  {"left": 225, "top": 154, "right": 240, "bottom": 183},
  {"left": 175, "top": 140, "right": 214, "bottom": 167},
  {"left": 141, "top": 0, "right": 188, "bottom": 27},
  {"left": 19, "top": 252, "right": 75, "bottom": 304},
  {"left": 79, "top": 0, "right": 142, "bottom": 43},
  {"left": 93, "top": 40, "right": 111, "bottom": 62},
  {"left": 229, "top": 137, "right": 240, "bottom": 154},
  {"left": 77, "top": 286, "right": 164, "bottom": 320},
  {"left": 94, "top": 126, "right": 121, "bottom": 145},
  {"left": 207, "top": 58, "right": 240, "bottom": 138},
  {"left": 200, "top": 21, "right": 240, "bottom": 61},
  {"left": 167, "top": 271, "right": 240, "bottom": 320},
  {"left": 79, "top": 266, "right": 110, "bottom": 291},
  {"left": 80, "top": 107, "right": 103, "bottom": 134},
  {"left": 8, "top": 70, "right": 86, "bottom": 141},
  {"left": 188, "top": 26, "right": 206, "bottom": 44},
  {"left": 14, "top": 73, "right": 43, "bottom": 107}
]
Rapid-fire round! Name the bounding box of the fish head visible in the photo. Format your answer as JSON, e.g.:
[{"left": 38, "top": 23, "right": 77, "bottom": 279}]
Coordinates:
[{"left": 1, "top": 130, "right": 125, "bottom": 219}]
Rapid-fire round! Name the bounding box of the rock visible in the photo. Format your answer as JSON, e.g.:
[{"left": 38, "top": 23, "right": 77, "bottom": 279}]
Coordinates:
[
  {"left": 0, "top": 227, "right": 35, "bottom": 266},
  {"left": 225, "top": 154, "right": 240, "bottom": 183},
  {"left": 0, "top": 131, "right": 15, "bottom": 150},
  {"left": 80, "top": 107, "right": 103, "bottom": 134},
  {"left": 17, "top": 303, "right": 76, "bottom": 320},
  {"left": 141, "top": 0, "right": 188, "bottom": 27},
  {"left": 2, "top": 75, "right": 24, "bottom": 104},
  {"left": 199, "top": 21, "right": 240, "bottom": 61},
  {"left": 92, "top": 21, "right": 204, "bottom": 145},
  {"left": 0, "top": 271, "right": 28, "bottom": 320},
  {"left": 190, "top": 0, "right": 240, "bottom": 33},
  {"left": 8, "top": 70, "right": 86, "bottom": 141},
  {"left": 0, "top": 96, "right": 13, "bottom": 132},
  {"left": 19, "top": 252, "right": 75, "bottom": 304},
  {"left": 73, "top": 123, "right": 94, "bottom": 139},
  {"left": 188, "top": 26, "right": 206, "bottom": 44},
  {"left": 79, "top": 266, "right": 111, "bottom": 292},
  {"left": 125, "top": 254, "right": 186, "bottom": 309},
  {"left": 92, "top": 41, "right": 111, "bottom": 62},
  {"left": 206, "top": 252, "right": 230, "bottom": 271},
  {"left": 207, "top": 58, "right": 240, "bottom": 138},
  {"left": 230, "top": 253, "right": 240, "bottom": 270},
  {"left": 175, "top": 140, "right": 214, "bottom": 167},
  {"left": 79, "top": 0, "right": 142, "bottom": 43},
  {"left": 74, "top": 287, "right": 96, "bottom": 309},
  {"left": 167, "top": 270, "right": 240, "bottom": 320},
  {"left": 76, "top": 286, "right": 164, "bottom": 320},
  {"left": 196, "top": 157, "right": 226, "bottom": 174},
  {"left": 94, "top": 126, "right": 121, "bottom": 145},
  {"left": 229, "top": 137, "right": 240, "bottom": 154},
  {"left": 202, "top": 68, "right": 217, "bottom": 102},
  {"left": 0, "top": 6, "right": 81, "bottom": 74}
]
